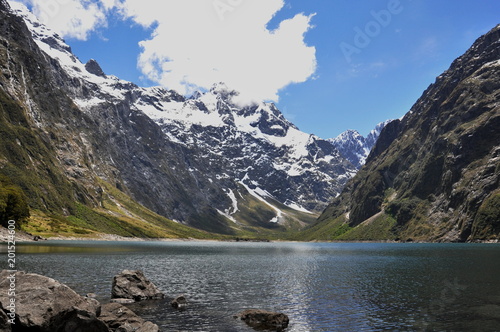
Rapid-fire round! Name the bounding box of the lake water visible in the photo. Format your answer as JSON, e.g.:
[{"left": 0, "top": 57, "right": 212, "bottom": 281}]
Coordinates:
[{"left": 3, "top": 241, "right": 500, "bottom": 331}]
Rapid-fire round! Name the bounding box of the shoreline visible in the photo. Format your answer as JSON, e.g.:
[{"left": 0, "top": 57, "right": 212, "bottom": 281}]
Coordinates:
[{"left": 1, "top": 227, "right": 498, "bottom": 244}]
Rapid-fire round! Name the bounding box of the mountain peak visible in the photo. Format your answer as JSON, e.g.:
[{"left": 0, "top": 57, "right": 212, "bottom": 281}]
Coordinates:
[
  {"left": 208, "top": 82, "right": 239, "bottom": 100},
  {"left": 210, "top": 82, "right": 230, "bottom": 92},
  {"left": 8, "top": 1, "right": 72, "bottom": 53},
  {"left": 329, "top": 121, "right": 390, "bottom": 168},
  {"left": 85, "top": 59, "right": 106, "bottom": 77}
]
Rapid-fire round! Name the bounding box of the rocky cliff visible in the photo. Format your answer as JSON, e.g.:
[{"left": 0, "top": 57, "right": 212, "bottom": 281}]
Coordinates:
[
  {"left": 0, "top": 0, "right": 218, "bottom": 238},
  {"left": 312, "top": 24, "right": 500, "bottom": 242}
]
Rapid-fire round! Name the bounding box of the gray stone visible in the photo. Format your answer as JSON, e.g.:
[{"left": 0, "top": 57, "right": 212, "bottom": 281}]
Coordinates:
[
  {"left": 86, "top": 292, "right": 97, "bottom": 299},
  {"left": 111, "top": 270, "right": 164, "bottom": 301},
  {"left": 236, "top": 309, "right": 289, "bottom": 331},
  {"left": 0, "top": 270, "right": 108, "bottom": 332},
  {"left": 170, "top": 295, "right": 187, "bottom": 309},
  {"left": 100, "top": 302, "right": 160, "bottom": 332}
]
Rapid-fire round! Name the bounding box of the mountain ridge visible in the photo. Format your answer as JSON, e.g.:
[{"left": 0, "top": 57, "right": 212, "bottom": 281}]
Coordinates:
[
  {"left": 310, "top": 23, "right": 500, "bottom": 242},
  {"left": 0, "top": 1, "right": 386, "bottom": 237}
]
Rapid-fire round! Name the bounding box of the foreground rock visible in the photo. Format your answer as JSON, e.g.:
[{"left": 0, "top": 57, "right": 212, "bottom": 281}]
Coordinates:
[
  {"left": 100, "top": 302, "right": 160, "bottom": 332},
  {"left": 0, "top": 270, "right": 108, "bottom": 332},
  {"left": 111, "top": 270, "right": 165, "bottom": 301},
  {"left": 0, "top": 270, "right": 161, "bottom": 332},
  {"left": 236, "top": 309, "right": 289, "bottom": 331}
]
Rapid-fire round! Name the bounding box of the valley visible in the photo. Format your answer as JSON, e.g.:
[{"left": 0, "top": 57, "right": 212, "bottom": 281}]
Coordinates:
[{"left": 0, "top": 1, "right": 498, "bottom": 242}]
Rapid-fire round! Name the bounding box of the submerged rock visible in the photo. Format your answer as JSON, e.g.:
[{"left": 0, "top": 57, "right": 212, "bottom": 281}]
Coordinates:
[
  {"left": 0, "top": 270, "right": 108, "bottom": 332},
  {"left": 236, "top": 309, "right": 289, "bottom": 331},
  {"left": 111, "top": 270, "right": 165, "bottom": 301},
  {"left": 100, "top": 302, "right": 160, "bottom": 332},
  {"left": 171, "top": 295, "right": 187, "bottom": 310}
]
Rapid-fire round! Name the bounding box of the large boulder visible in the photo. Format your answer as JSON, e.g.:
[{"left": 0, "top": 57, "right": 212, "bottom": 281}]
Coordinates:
[
  {"left": 99, "top": 302, "right": 160, "bottom": 332},
  {"left": 0, "top": 270, "right": 108, "bottom": 332},
  {"left": 111, "top": 270, "right": 164, "bottom": 301},
  {"left": 236, "top": 309, "right": 289, "bottom": 331}
]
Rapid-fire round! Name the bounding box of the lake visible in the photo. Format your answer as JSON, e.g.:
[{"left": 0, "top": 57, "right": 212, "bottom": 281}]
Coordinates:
[{"left": 3, "top": 241, "right": 500, "bottom": 331}]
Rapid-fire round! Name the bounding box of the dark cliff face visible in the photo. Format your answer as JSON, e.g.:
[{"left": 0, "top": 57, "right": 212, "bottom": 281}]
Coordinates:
[
  {"left": 0, "top": 2, "right": 232, "bottom": 233},
  {"left": 0, "top": 2, "right": 86, "bottom": 216},
  {"left": 316, "top": 24, "right": 500, "bottom": 242}
]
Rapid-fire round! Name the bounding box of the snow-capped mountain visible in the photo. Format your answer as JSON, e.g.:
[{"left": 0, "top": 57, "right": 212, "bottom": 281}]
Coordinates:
[
  {"left": 2, "top": 2, "right": 378, "bottom": 233},
  {"left": 135, "top": 83, "right": 358, "bottom": 212},
  {"left": 329, "top": 121, "right": 391, "bottom": 168}
]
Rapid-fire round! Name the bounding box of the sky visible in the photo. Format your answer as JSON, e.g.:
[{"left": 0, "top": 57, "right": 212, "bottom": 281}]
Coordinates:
[{"left": 10, "top": 0, "right": 500, "bottom": 139}]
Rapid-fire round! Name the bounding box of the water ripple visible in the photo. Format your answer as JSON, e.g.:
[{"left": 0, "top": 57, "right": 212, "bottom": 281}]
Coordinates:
[{"left": 6, "top": 241, "right": 500, "bottom": 331}]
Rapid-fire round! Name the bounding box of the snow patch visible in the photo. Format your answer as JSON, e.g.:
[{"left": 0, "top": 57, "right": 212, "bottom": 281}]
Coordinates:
[
  {"left": 239, "top": 181, "right": 283, "bottom": 223},
  {"left": 225, "top": 189, "right": 239, "bottom": 215},
  {"left": 217, "top": 209, "right": 237, "bottom": 223},
  {"left": 285, "top": 201, "right": 312, "bottom": 214}
]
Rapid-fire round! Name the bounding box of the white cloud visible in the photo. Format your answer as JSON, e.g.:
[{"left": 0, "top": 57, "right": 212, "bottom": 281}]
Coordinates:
[
  {"left": 13, "top": 0, "right": 108, "bottom": 40},
  {"left": 123, "top": 0, "right": 317, "bottom": 104},
  {"left": 12, "top": 0, "right": 317, "bottom": 104}
]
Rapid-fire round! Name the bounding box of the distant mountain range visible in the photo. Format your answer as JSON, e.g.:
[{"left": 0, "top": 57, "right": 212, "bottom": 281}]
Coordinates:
[
  {"left": 329, "top": 121, "right": 391, "bottom": 169},
  {"left": 307, "top": 24, "right": 500, "bottom": 242},
  {"left": 0, "top": 1, "right": 385, "bottom": 237}
]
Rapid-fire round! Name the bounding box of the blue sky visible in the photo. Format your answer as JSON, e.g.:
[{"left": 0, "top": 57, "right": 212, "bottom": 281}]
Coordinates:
[
  {"left": 269, "top": 0, "right": 500, "bottom": 137},
  {"left": 15, "top": 0, "right": 500, "bottom": 138}
]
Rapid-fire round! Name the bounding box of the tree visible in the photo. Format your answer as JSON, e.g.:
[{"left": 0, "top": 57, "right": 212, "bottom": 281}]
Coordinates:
[{"left": 0, "top": 184, "right": 30, "bottom": 228}]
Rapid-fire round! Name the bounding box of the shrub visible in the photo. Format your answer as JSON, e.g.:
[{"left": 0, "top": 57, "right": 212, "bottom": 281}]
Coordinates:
[{"left": 0, "top": 184, "right": 30, "bottom": 227}]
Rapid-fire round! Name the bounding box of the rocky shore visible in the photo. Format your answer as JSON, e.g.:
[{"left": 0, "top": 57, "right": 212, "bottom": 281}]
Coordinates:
[
  {"left": 0, "top": 270, "right": 159, "bottom": 332},
  {"left": 0, "top": 269, "right": 289, "bottom": 332},
  {"left": 0, "top": 228, "right": 44, "bottom": 243}
]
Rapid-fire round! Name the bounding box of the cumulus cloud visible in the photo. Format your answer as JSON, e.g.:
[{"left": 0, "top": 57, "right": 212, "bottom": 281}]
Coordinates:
[
  {"left": 13, "top": 0, "right": 107, "bottom": 40},
  {"left": 12, "top": 0, "right": 317, "bottom": 104},
  {"left": 119, "top": 0, "right": 317, "bottom": 103}
]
